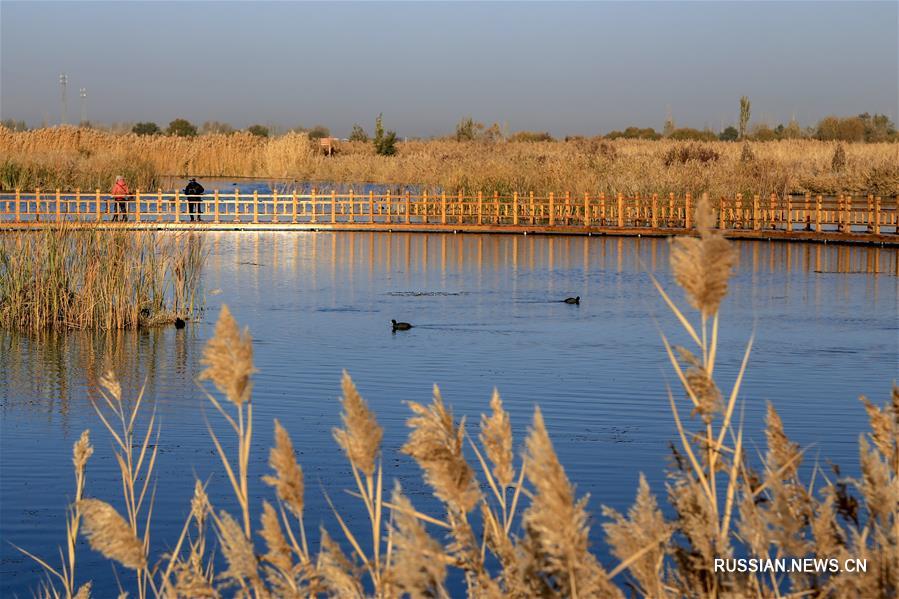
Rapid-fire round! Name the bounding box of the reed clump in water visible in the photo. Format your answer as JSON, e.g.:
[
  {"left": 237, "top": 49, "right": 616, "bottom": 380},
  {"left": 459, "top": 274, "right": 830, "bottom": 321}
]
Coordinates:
[
  {"left": 19, "top": 201, "right": 899, "bottom": 597},
  {"left": 0, "top": 226, "right": 203, "bottom": 331}
]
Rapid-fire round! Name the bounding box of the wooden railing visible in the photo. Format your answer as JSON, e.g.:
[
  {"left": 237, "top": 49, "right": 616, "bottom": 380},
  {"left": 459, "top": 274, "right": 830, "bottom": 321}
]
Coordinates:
[{"left": 1, "top": 189, "right": 897, "bottom": 238}]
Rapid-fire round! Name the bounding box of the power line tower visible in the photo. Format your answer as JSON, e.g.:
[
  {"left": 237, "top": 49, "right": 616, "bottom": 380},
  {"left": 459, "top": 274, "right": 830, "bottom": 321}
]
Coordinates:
[
  {"left": 59, "top": 73, "right": 68, "bottom": 124},
  {"left": 80, "top": 88, "right": 87, "bottom": 124}
]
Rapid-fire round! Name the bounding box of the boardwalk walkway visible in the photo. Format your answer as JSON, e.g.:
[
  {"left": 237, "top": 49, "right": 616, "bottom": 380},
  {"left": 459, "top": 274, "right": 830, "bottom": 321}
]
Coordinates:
[{"left": 2, "top": 189, "right": 897, "bottom": 246}]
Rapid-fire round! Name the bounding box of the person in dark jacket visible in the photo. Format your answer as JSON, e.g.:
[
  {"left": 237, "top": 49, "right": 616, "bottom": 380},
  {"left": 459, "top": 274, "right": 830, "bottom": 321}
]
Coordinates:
[{"left": 184, "top": 178, "right": 205, "bottom": 222}]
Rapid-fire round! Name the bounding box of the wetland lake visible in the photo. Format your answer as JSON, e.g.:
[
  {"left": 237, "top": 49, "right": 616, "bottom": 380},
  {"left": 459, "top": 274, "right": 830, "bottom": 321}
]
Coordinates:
[{"left": 1, "top": 232, "right": 896, "bottom": 596}]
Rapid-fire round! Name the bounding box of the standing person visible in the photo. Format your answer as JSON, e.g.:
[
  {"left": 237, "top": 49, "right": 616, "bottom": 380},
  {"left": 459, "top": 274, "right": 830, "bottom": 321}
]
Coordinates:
[
  {"left": 111, "top": 175, "right": 130, "bottom": 222},
  {"left": 184, "top": 178, "right": 205, "bottom": 222}
]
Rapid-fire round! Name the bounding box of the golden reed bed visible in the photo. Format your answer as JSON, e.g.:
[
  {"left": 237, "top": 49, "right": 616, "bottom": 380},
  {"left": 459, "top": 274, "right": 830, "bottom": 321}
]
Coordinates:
[
  {"left": 2, "top": 126, "right": 897, "bottom": 200},
  {"left": 16, "top": 197, "right": 897, "bottom": 598}
]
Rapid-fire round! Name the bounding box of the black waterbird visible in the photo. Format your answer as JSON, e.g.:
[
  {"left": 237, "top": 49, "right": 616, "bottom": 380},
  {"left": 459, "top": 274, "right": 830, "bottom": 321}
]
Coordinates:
[
  {"left": 563, "top": 296, "right": 580, "bottom": 305},
  {"left": 391, "top": 319, "right": 413, "bottom": 331},
  {"left": 174, "top": 317, "right": 186, "bottom": 329}
]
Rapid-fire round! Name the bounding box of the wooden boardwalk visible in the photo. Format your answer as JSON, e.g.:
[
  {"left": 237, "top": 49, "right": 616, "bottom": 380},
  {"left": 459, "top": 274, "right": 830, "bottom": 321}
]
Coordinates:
[{"left": 2, "top": 189, "right": 897, "bottom": 246}]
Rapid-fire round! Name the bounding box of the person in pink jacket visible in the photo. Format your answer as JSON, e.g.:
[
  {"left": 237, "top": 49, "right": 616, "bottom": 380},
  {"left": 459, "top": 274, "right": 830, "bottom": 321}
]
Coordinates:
[{"left": 111, "top": 175, "right": 131, "bottom": 221}]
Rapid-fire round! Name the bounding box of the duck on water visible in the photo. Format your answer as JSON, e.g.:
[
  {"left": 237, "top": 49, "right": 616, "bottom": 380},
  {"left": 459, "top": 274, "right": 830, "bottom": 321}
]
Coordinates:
[
  {"left": 391, "top": 319, "right": 413, "bottom": 331},
  {"left": 563, "top": 296, "right": 580, "bottom": 305}
]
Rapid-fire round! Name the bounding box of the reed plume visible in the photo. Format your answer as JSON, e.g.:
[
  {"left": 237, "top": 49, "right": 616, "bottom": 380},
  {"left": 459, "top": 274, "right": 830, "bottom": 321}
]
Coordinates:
[
  {"left": 388, "top": 483, "right": 450, "bottom": 598},
  {"left": 199, "top": 305, "right": 255, "bottom": 407},
  {"left": 522, "top": 408, "right": 621, "bottom": 598},
  {"left": 403, "top": 385, "right": 480, "bottom": 513},
  {"left": 333, "top": 370, "right": 383, "bottom": 478},
  {"left": 263, "top": 420, "right": 305, "bottom": 518},
  {"left": 77, "top": 499, "right": 146, "bottom": 570},
  {"left": 480, "top": 389, "right": 514, "bottom": 489},
  {"left": 669, "top": 194, "right": 735, "bottom": 318}
]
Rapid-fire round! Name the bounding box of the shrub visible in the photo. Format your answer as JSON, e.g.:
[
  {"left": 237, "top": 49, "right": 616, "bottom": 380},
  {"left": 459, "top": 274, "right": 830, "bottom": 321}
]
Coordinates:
[
  {"left": 831, "top": 142, "right": 847, "bottom": 171},
  {"left": 740, "top": 141, "right": 755, "bottom": 163},
  {"left": 508, "top": 130, "right": 554, "bottom": 142},
  {"left": 373, "top": 114, "right": 398, "bottom": 156},
  {"left": 816, "top": 116, "right": 866, "bottom": 142},
  {"left": 132, "top": 122, "right": 160, "bottom": 136},
  {"left": 201, "top": 121, "right": 234, "bottom": 135},
  {"left": 663, "top": 143, "right": 719, "bottom": 166},
  {"left": 166, "top": 118, "right": 197, "bottom": 137},
  {"left": 349, "top": 124, "right": 369, "bottom": 142},
  {"left": 307, "top": 125, "right": 330, "bottom": 141},
  {"left": 669, "top": 128, "right": 717, "bottom": 142},
  {"left": 606, "top": 127, "right": 660, "bottom": 140},
  {"left": 455, "top": 117, "right": 484, "bottom": 141},
  {"left": 247, "top": 124, "right": 270, "bottom": 138},
  {"left": 718, "top": 126, "right": 738, "bottom": 141}
]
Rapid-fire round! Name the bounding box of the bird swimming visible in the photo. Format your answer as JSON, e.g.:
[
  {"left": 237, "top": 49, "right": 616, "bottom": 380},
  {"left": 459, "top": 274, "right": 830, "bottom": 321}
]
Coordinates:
[
  {"left": 174, "top": 317, "right": 186, "bottom": 329},
  {"left": 391, "top": 319, "right": 413, "bottom": 331},
  {"left": 563, "top": 296, "right": 580, "bottom": 305}
]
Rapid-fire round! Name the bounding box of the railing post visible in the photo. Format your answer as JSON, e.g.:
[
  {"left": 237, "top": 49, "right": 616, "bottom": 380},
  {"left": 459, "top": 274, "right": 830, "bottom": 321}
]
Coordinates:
[
  {"left": 332, "top": 190, "right": 337, "bottom": 224},
  {"left": 616, "top": 192, "right": 624, "bottom": 228},
  {"left": 402, "top": 190, "right": 409, "bottom": 224},
  {"left": 369, "top": 190, "right": 374, "bottom": 224},
  {"left": 563, "top": 191, "right": 570, "bottom": 225},
  {"left": 75, "top": 188, "right": 81, "bottom": 220},
  {"left": 14, "top": 188, "right": 20, "bottom": 222},
  {"left": 157, "top": 188, "right": 163, "bottom": 221},
  {"left": 866, "top": 194, "right": 874, "bottom": 233},
  {"left": 421, "top": 190, "right": 427, "bottom": 224},
  {"left": 214, "top": 190, "right": 221, "bottom": 223},
  {"left": 95, "top": 189, "right": 101, "bottom": 222},
  {"left": 311, "top": 188, "right": 317, "bottom": 223},
  {"left": 35, "top": 188, "right": 41, "bottom": 222},
  {"left": 873, "top": 196, "right": 881, "bottom": 234},
  {"left": 719, "top": 196, "right": 726, "bottom": 230},
  {"left": 529, "top": 191, "right": 535, "bottom": 225},
  {"left": 734, "top": 193, "right": 743, "bottom": 228},
  {"left": 583, "top": 192, "right": 590, "bottom": 227},
  {"left": 804, "top": 192, "right": 811, "bottom": 230},
  {"left": 846, "top": 193, "right": 852, "bottom": 233},
  {"left": 786, "top": 194, "right": 792, "bottom": 232},
  {"left": 441, "top": 191, "right": 447, "bottom": 225},
  {"left": 494, "top": 191, "right": 500, "bottom": 224},
  {"left": 477, "top": 191, "right": 483, "bottom": 225},
  {"left": 753, "top": 194, "right": 760, "bottom": 230},
  {"left": 175, "top": 190, "right": 181, "bottom": 223},
  {"left": 234, "top": 188, "right": 241, "bottom": 223},
  {"left": 667, "top": 192, "right": 675, "bottom": 227},
  {"left": 252, "top": 190, "right": 259, "bottom": 224},
  {"left": 272, "top": 190, "right": 279, "bottom": 223},
  {"left": 385, "top": 190, "right": 391, "bottom": 224},
  {"left": 685, "top": 193, "right": 692, "bottom": 229},
  {"left": 650, "top": 193, "right": 657, "bottom": 228},
  {"left": 600, "top": 192, "right": 606, "bottom": 226},
  {"left": 815, "top": 194, "right": 822, "bottom": 232},
  {"left": 769, "top": 192, "right": 776, "bottom": 229},
  {"left": 55, "top": 188, "right": 62, "bottom": 223},
  {"left": 549, "top": 192, "right": 555, "bottom": 226},
  {"left": 456, "top": 190, "right": 463, "bottom": 225},
  {"left": 349, "top": 190, "right": 355, "bottom": 223},
  {"left": 135, "top": 189, "right": 141, "bottom": 223}
]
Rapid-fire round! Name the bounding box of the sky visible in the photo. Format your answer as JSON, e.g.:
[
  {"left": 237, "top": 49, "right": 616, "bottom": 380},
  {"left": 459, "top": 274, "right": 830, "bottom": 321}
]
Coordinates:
[{"left": 1, "top": 1, "right": 897, "bottom": 137}]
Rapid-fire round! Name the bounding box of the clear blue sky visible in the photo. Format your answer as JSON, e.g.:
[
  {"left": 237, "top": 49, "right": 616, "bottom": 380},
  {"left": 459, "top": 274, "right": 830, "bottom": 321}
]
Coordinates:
[{"left": 1, "top": 1, "right": 896, "bottom": 137}]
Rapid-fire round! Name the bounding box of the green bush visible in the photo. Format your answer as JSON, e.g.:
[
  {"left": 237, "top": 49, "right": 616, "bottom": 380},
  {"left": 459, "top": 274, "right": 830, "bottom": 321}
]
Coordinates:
[
  {"left": 166, "top": 119, "right": 197, "bottom": 137},
  {"left": 132, "top": 122, "right": 161, "bottom": 136}
]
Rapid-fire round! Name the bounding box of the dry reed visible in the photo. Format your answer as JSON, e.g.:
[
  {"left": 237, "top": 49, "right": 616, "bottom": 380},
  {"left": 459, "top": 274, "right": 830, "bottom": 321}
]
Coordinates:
[
  {"left": 2, "top": 126, "right": 897, "bottom": 198},
  {"left": 0, "top": 226, "right": 203, "bottom": 332}
]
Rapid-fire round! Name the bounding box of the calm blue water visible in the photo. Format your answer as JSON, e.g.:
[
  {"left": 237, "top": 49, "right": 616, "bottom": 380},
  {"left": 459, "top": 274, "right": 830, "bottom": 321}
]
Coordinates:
[{"left": 1, "top": 233, "right": 896, "bottom": 597}]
